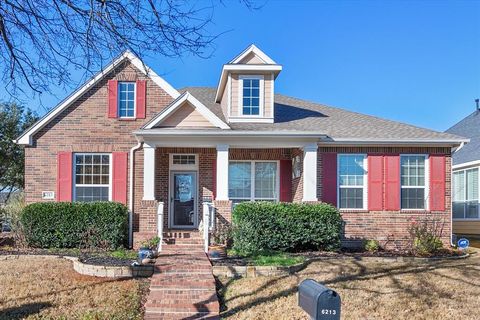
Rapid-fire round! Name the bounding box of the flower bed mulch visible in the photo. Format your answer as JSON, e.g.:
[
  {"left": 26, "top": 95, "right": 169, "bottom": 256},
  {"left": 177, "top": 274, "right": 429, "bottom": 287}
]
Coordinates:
[
  {"left": 0, "top": 247, "right": 136, "bottom": 267},
  {"left": 212, "top": 248, "right": 467, "bottom": 267}
]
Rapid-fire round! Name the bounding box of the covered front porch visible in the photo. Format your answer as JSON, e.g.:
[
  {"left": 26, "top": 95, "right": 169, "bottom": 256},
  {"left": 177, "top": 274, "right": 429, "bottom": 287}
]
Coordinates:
[{"left": 136, "top": 131, "right": 323, "bottom": 250}]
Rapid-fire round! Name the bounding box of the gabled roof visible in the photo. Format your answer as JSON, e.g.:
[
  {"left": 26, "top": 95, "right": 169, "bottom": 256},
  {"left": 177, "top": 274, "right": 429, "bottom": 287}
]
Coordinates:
[
  {"left": 229, "top": 44, "right": 277, "bottom": 64},
  {"left": 184, "top": 87, "right": 467, "bottom": 145},
  {"left": 16, "top": 51, "right": 180, "bottom": 145},
  {"left": 446, "top": 111, "right": 479, "bottom": 165},
  {"left": 142, "top": 91, "right": 230, "bottom": 130}
]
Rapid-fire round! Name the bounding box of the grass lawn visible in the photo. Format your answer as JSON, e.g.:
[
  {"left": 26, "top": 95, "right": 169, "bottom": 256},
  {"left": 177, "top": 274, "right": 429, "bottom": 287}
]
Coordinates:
[
  {"left": 218, "top": 250, "right": 480, "bottom": 320},
  {"left": 0, "top": 256, "right": 148, "bottom": 319},
  {"left": 227, "top": 250, "right": 305, "bottom": 266}
]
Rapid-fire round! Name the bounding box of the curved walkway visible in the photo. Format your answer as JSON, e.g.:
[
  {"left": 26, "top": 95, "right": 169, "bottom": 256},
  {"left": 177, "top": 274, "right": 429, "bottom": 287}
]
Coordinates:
[{"left": 144, "top": 231, "right": 219, "bottom": 320}]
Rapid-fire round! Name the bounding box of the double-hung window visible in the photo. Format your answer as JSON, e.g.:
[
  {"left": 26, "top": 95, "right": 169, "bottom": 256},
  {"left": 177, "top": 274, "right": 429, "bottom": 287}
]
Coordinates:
[
  {"left": 453, "top": 168, "right": 479, "bottom": 219},
  {"left": 228, "top": 161, "right": 278, "bottom": 204},
  {"left": 240, "top": 76, "right": 262, "bottom": 116},
  {"left": 74, "top": 154, "right": 111, "bottom": 202},
  {"left": 338, "top": 154, "right": 367, "bottom": 209},
  {"left": 400, "top": 155, "right": 427, "bottom": 209},
  {"left": 118, "top": 82, "right": 136, "bottom": 118}
]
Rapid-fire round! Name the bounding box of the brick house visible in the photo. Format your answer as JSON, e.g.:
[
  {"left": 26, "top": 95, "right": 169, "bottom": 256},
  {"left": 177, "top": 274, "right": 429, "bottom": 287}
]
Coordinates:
[{"left": 16, "top": 45, "right": 467, "bottom": 249}]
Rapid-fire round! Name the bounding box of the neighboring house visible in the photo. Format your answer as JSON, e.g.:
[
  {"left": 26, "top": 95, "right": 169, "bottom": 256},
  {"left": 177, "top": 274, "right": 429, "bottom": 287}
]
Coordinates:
[
  {"left": 446, "top": 105, "right": 480, "bottom": 236},
  {"left": 16, "top": 45, "right": 466, "bottom": 249}
]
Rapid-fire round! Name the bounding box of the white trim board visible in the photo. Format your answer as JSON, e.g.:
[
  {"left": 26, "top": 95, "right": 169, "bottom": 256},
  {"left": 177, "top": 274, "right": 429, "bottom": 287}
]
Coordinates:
[
  {"left": 16, "top": 50, "right": 180, "bottom": 145},
  {"left": 229, "top": 44, "right": 277, "bottom": 64},
  {"left": 453, "top": 160, "right": 480, "bottom": 170},
  {"left": 142, "top": 92, "right": 230, "bottom": 130}
]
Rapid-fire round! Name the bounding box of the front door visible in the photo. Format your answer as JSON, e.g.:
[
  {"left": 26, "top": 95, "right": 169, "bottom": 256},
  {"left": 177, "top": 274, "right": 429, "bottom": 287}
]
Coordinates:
[{"left": 170, "top": 172, "right": 197, "bottom": 228}]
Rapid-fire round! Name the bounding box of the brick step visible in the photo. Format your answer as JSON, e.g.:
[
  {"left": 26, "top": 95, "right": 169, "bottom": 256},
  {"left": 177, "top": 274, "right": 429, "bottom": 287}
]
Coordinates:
[
  {"left": 160, "top": 248, "right": 206, "bottom": 254},
  {"left": 150, "top": 285, "right": 216, "bottom": 291},
  {"left": 163, "top": 230, "right": 203, "bottom": 239},
  {"left": 144, "top": 301, "right": 219, "bottom": 313},
  {"left": 162, "top": 239, "right": 205, "bottom": 246},
  {"left": 146, "top": 290, "right": 217, "bottom": 302},
  {"left": 154, "top": 263, "right": 213, "bottom": 271},
  {"left": 144, "top": 311, "right": 219, "bottom": 320},
  {"left": 155, "top": 269, "right": 213, "bottom": 275},
  {"left": 150, "top": 275, "right": 215, "bottom": 287}
]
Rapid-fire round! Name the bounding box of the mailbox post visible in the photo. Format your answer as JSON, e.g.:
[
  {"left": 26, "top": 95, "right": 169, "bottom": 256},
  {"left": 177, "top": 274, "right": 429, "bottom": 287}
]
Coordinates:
[{"left": 298, "top": 279, "right": 341, "bottom": 320}]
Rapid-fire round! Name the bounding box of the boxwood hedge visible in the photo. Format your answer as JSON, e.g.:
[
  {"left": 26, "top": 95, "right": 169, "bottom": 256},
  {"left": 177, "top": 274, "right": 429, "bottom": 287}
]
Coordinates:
[
  {"left": 21, "top": 202, "right": 128, "bottom": 249},
  {"left": 232, "top": 202, "right": 342, "bottom": 254}
]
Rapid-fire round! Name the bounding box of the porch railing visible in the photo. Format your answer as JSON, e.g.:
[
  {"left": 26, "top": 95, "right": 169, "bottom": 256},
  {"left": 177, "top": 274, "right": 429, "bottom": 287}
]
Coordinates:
[
  {"left": 202, "top": 201, "right": 215, "bottom": 253},
  {"left": 157, "top": 202, "right": 164, "bottom": 252}
]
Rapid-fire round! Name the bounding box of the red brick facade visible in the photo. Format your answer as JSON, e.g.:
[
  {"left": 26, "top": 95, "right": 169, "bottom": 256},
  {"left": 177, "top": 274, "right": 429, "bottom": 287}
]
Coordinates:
[{"left": 23, "top": 60, "right": 453, "bottom": 250}]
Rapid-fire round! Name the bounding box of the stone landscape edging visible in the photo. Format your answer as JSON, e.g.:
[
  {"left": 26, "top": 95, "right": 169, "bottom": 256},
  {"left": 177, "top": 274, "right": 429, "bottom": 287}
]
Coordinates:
[
  {"left": 212, "top": 253, "right": 470, "bottom": 278},
  {"left": 0, "top": 253, "right": 154, "bottom": 278}
]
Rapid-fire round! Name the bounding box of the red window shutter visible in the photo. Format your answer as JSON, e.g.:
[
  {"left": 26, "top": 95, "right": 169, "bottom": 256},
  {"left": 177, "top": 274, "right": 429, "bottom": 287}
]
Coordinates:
[
  {"left": 136, "top": 80, "right": 146, "bottom": 119},
  {"left": 321, "top": 153, "right": 337, "bottom": 206},
  {"left": 112, "top": 152, "right": 128, "bottom": 205},
  {"left": 212, "top": 159, "right": 217, "bottom": 200},
  {"left": 57, "top": 152, "right": 73, "bottom": 202},
  {"left": 430, "top": 155, "right": 446, "bottom": 211},
  {"left": 280, "top": 160, "right": 292, "bottom": 202},
  {"left": 108, "top": 80, "right": 118, "bottom": 118},
  {"left": 384, "top": 155, "right": 400, "bottom": 211},
  {"left": 368, "top": 154, "right": 384, "bottom": 211}
]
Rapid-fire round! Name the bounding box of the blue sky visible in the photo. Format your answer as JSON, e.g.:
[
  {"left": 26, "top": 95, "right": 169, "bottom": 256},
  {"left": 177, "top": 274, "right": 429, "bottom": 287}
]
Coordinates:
[{"left": 2, "top": 0, "right": 479, "bottom": 132}]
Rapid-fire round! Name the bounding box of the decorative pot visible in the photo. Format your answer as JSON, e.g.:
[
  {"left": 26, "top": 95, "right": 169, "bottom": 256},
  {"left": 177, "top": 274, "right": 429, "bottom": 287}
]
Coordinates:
[
  {"left": 208, "top": 244, "right": 227, "bottom": 260},
  {"left": 138, "top": 247, "right": 155, "bottom": 264}
]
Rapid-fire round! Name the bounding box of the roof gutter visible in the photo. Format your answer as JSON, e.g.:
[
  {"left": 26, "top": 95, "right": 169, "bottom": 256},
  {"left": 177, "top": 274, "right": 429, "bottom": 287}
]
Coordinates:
[
  {"left": 323, "top": 137, "right": 470, "bottom": 146},
  {"left": 133, "top": 130, "right": 328, "bottom": 138}
]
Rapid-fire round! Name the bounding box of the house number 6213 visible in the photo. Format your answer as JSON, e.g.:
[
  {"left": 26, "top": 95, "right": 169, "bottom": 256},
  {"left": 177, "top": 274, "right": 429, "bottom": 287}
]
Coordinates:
[{"left": 321, "top": 309, "right": 337, "bottom": 315}]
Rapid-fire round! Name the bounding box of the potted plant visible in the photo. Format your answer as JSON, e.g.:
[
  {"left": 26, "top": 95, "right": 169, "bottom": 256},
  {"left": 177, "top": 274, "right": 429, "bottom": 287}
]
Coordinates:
[
  {"left": 138, "top": 236, "right": 160, "bottom": 264},
  {"left": 208, "top": 224, "right": 231, "bottom": 260}
]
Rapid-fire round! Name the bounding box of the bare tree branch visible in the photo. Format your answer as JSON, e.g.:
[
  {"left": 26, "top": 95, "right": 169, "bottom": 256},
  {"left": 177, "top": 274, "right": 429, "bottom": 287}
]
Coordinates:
[{"left": 0, "top": 0, "right": 256, "bottom": 107}]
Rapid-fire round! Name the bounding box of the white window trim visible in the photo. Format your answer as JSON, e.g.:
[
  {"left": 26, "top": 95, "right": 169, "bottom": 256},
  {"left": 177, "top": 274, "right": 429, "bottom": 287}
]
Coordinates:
[
  {"left": 238, "top": 75, "right": 264, "bottom": 118},
  {"left": 72, "top": 153, "right": 112, "bottom": 202},
  {"left": 400, "top": 154, "right": 429, "bottom": 211},
  {"left": 169, "top": 154, "right": 198, "bottom": 171},
  {"left": 229, "top": 160, "right": 280, "bottom": 202},
  {"left": 452, "top": 167, "right": 480, "bottom": 221},
  {"left": 118, "top": 81, "right": 136, "bottom": 119},
  {"left": 337, "top": 154, "right": 368, "bottom": 210}
]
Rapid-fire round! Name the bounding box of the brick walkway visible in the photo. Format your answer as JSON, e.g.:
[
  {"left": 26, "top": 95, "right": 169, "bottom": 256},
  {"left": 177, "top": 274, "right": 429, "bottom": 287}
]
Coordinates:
[{"left": 144, "top": 231, "right": 220, "bottom": 320}]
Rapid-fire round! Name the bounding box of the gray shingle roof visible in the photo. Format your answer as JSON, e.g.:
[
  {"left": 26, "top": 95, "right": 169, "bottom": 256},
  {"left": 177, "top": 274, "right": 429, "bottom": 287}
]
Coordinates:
[
  {"left": 180, "top": 87, "right": 465, "bottom": 142},
  {"left": 446, "top": 111, "right": 480, "bottom": 165}
]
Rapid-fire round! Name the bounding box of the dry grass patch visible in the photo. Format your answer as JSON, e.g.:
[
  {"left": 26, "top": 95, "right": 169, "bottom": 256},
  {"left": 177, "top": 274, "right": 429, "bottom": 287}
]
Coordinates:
[
  {"left": 0, "top": 256, "right": 148, "bottom": 319},
  {"left": 218, "top": 253, "right": 480, "bottom": 320}
]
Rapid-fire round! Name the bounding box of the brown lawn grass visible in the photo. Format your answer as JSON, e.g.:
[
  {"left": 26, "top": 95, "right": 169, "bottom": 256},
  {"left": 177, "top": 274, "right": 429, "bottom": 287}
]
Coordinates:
[
  {"left": 218, "top": 251, "right": 480, "bottom": 320},
  {"left": 0, "top": 256, "right": 148, "bottom": 319}
]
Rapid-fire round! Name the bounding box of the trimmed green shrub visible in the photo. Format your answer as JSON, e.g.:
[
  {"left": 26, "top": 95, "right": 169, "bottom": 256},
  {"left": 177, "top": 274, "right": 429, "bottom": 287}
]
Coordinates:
[
  {"left": 21, "top": 202, "right": 128, "bottom": 249},
  {"left": 364, "top": 239, "right": 380, "bottom": 252},
  {"left": 232, "top": 202, "right": 342, "bottom": 254}
]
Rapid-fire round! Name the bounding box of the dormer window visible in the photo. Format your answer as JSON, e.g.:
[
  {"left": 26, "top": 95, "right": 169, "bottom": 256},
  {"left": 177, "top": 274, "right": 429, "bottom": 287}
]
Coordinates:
[
  {"left": 240, "top": 75, "right": 264, "bottom": 116},
  {"left": 118, "top": 82, "right": 136, "bottom": 118}
]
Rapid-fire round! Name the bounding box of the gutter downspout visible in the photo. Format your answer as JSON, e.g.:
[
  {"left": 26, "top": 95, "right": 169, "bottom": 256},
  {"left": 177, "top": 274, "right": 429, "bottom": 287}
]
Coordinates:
[
  {"left": 450, "top": 142, "right": 465, "bottom": 247},
  {"left": 129, "top": 140, "right": 143, "bottom": 248}
]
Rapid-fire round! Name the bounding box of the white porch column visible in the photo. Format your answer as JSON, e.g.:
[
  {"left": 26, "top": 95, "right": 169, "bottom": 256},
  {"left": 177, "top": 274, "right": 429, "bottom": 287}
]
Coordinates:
[
  {"left": 302, "top": 143, "right": 318, "bottom": 201},
  {"left": 216, "top": 144, "right": 229, "bottom": 200},
  {"left": 143, "top": 144, "right": 156, "bottom": 200}
]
